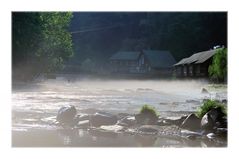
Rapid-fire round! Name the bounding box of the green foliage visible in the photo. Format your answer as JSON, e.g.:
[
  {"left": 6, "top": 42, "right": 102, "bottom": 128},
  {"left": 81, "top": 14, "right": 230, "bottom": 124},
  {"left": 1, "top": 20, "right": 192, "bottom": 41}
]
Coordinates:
[
  {"left": 196, "top": 99, "right": 227, "bottom": 118},
  {"left": 208, "top": 48, "right": 227, "bottom": 82},
  {"left": 139, "top": 104, "right": 159, "bottom": 117},
  {"left": 12, "top": 12, "right": 73, "bottom": 80}
]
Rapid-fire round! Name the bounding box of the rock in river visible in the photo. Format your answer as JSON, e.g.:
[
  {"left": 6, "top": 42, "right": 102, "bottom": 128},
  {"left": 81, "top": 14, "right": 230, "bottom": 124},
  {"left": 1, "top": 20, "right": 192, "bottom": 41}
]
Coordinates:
[
  {"left": 201, "top": 107, "right": 226, "bottom": 130},
  {"left": 100, "top": 125, "right": 125, "bottom": 132},
  {"left": 117, "top": 116, "right": 136, "bottom": 127},
  {"left": 135, "top": 113, "right": 158, "bottom": 125},
  {"left": 201, "top": 113, "right": 214, "bottom": 130},
  {"left": 56, "top": 106, "right": 77, "bottom": 125},
  {"left": 201, "top": 88, "right": 209, "bottom": 94},
  {"left": 181, "top": 113, "right": 201, "bottom": 131},
  {"left": 90, "top": 111, "right": 118, "bottom": 127},
  {"left": 77, "top": 120, "right": 90, "bottom": 128}
]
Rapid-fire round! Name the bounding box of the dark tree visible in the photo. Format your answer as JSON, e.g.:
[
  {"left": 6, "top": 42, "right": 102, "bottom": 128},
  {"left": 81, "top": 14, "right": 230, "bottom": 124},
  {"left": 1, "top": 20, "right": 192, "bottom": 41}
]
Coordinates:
[{"left": 12, "top": 12, "right": 73, "bottom": 81}]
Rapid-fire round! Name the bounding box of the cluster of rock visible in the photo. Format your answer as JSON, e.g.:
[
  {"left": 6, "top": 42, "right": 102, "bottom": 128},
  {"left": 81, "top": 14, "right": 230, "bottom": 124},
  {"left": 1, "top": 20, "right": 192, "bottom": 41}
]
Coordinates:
[
  {"left": 180, "top": 108, "right": 227, "bottom": 139},
  {"left": 55, "top": 105, "right": 227, "bottom": 144}
]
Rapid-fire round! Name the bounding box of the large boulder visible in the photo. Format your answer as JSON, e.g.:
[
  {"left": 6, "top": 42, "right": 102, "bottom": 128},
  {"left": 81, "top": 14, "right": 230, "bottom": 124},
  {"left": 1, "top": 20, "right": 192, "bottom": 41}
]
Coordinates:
[
  {"left": 77, "top": 120, "right": 90, "bottom": 128},
  {"left": 56, "top": 106, "right": 77, "bottom": 125},
  {"left": 90, "top": 112, "right": 118, "bottom": 127},
  {"left": 181, "top": 113, "right": 201, "bottom": 131},
  {"left": 201, "top": 107, "right": 226, "bottom": 130},
  {"left": 77, "top": 114, "right": 90, "bottom": 121},
  {"left": 135, "top": 113, "right": 158, "bottom": 125},
  {"left": 159, "top": 115, "right": 188, "bottom": 126},
  {"left": 201, "top": 113, "right": 214, "bottom": 130},
  {"left": 117, "top": 116, "right": 136, "bottom": 127}
]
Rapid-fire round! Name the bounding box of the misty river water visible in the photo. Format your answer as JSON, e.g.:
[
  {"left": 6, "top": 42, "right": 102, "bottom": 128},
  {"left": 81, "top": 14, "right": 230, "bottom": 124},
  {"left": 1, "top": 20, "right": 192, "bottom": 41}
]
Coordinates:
[{"left": 12, "top": 75, "right": 227, "bottom": 147}]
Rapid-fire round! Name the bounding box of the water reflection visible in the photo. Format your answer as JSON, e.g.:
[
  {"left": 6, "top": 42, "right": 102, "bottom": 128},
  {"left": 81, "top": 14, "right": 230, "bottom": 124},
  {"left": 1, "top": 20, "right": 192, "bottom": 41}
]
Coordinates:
[
  {"left": 88, "top": 129, "right": 118, "bottom": 138},
  {"left": 57, "top": 129, "right": 79, "bottom": 146},
  {"left": 12, "top": 127, "right": 227, "bottom": 147},
  {"left": 134, "top": 135, "right": 157, "bottom": 146}
]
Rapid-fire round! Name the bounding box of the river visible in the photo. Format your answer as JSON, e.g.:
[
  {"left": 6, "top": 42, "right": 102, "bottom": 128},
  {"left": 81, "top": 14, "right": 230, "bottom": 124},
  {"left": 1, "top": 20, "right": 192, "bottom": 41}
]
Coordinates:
[{"left": 12, "top": 75, "right": 227, "bottom": 147}]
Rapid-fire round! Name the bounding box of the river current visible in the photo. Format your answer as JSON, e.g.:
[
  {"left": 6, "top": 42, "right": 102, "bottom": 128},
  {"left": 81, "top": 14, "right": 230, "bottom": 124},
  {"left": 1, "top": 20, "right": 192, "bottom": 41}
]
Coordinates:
[{"left": 12, "top": 76, "right": 227, "bottom": 147}]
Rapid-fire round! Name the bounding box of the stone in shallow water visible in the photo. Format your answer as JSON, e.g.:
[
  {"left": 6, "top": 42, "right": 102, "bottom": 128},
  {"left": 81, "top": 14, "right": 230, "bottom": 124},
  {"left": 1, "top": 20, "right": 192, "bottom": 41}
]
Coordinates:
[
  {"left": 100, "top": 125, "right": 124, "bottom": 132},
  {"left": 90, "top": 112, "right": 117, "bottom": 127},
  {"left": 159, "top": 115, "right": 188, "bottom": 126},
  {"left": 207, "top": 133, "right": 217, "bottom": 139},
  {"left": 56, "top": 106, "right": 77, "bottom": 125},
  {"left": 181, "top": 114, "right": 201, "bottom": 131},
  {"left": 117, "top": 116, "right": 136, "bottom": 127},
  {"left": 201, "top": 113, "right": 214, "bottom": 130},
  {"left": 77, "top": 120, "right": 90, "bottom": 128},
  {"left": 201, "top": 88, "right": 209, "bottom": 94},
  {"left": 135, "top": 113, "right": 158, "bottom": 125},
  {"left": 180, "top": 129, "right": 203, "bottom": 139},
  {"left": 201, "top": 107, "right": 226, "bottom": 130},
  {"left": 77, "top": 114, "right": 90, "bottom": 121},
  {"left": 40, "top": 116, "right": 57, "bottom": 124}
]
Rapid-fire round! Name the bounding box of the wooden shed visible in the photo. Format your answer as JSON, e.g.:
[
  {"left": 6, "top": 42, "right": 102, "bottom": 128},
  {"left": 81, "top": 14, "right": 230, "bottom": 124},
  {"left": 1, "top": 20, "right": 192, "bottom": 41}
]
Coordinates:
[
  {"left": 173, "top": 48, "right": 221, "bottom": 78},
  {"left": 109, "top": 50, "right": 176, "bottom": 76}
]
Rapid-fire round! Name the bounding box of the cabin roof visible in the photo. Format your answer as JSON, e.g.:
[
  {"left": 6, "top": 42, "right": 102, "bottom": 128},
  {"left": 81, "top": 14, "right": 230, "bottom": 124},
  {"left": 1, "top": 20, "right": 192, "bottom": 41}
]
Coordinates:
[
  {"left": 174, "top": 48, "right": 220, "bottom": 66},
  {"left": 109, "top": 51, "right": 141, "bottom": 60},
  {"left": 195, "top": 49, "right": 218, "bottom": 64},
  {"left": 110, "top": 50, "right": 176, "bottom": 68},
  {"left": 143, "top": 50, "right": 176, "bottom": 68},
  {"left": 174, "top": 57, "right": 189, "bottom": 66}
]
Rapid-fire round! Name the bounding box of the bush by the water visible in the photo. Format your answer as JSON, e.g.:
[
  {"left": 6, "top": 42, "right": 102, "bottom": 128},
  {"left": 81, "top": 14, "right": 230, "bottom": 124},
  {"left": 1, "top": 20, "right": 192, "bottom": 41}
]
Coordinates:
[
  {"left": 196, "top": 99, "right": 227, "bottom": 118},
  {"left": 208, "top": 48, "right": 227, "bottom": 82},
  {"left": 139, "top": 105, "right": 159, "bottom": 117},
  {"left": 136, "top": 105, "right": 159, "bottom": 125}
]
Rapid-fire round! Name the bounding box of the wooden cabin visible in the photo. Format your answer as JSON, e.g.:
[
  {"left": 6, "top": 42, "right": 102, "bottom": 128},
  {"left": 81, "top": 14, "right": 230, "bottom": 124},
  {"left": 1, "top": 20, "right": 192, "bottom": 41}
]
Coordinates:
[
  {"left": 173, "top": 48, "right": 221, "bottom": 78},
  {"left": 109, "top": 50, "right": 176, "bottom": 76}
]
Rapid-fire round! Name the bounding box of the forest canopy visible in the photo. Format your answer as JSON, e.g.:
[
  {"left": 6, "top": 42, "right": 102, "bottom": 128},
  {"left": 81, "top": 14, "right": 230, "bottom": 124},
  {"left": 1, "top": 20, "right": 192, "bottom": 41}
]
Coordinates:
[{"left": 12, "top": 12, "right": 73, "bottom": 81}]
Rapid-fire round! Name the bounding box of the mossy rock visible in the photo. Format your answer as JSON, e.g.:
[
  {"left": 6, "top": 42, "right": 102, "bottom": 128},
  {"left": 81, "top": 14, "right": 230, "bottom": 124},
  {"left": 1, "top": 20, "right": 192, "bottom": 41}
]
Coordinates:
[{"left": 135, "top": 105, "right": 159, "bottom": 125}]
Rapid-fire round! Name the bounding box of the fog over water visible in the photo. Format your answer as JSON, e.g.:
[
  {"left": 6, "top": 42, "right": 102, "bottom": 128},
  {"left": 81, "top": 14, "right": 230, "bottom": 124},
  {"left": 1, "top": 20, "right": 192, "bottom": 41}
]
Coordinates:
[
  {"left": 12, "top": 77, "right": 227, "bottom": 116},
  {"left": 12, "top": 76, "right": 227, "bottom": 147}
]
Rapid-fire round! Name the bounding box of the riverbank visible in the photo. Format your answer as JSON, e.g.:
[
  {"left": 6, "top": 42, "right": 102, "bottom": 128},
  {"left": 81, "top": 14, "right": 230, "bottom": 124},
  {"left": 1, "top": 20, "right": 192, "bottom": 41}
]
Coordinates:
[
  {"left": 12, "top": 106, "right": 227, "bottom": 147},
  {"left": 12, "top": 78, "right": 227, "bottom": 147}
]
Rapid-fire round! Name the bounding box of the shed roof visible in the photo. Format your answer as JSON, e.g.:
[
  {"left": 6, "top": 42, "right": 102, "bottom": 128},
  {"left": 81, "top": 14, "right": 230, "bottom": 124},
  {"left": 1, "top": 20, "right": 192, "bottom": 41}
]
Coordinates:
[
  {"left": 174, "top": 48, "right": 220, "bottom": 66},
  {"left": 174, "top": 58, "right": 189, "bottom": 66},
  {"left": 110, "top": 51, "right": 141, "bottom": 60},
  {"left": 195, "top": 49, "right": 218, "bottom": 64},
  {"left": 143, "top": 50, "right": 176, "bottom": 68}
]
